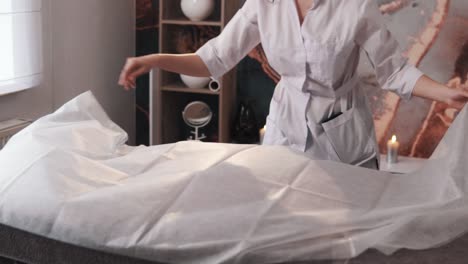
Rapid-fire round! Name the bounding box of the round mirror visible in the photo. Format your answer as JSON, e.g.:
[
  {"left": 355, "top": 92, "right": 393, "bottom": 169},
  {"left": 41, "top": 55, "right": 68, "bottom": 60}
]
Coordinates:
[{"left": 182, "top": 101, "right": 213, "bottom": 140}]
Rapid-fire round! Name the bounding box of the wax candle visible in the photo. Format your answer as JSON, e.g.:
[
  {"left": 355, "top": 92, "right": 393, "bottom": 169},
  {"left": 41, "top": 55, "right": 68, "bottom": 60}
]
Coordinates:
[
  {"left": 387, "top": 135, "right": 400, "bottom": 164},
  {"left": 259, "top": 126, "right": 266, "bottom": 144}
]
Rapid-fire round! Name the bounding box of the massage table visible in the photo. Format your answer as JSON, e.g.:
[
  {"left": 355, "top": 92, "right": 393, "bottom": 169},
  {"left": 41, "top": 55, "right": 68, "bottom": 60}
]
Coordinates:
[{"left": 1, "top": 92, "right": 468, "bottom": 264}]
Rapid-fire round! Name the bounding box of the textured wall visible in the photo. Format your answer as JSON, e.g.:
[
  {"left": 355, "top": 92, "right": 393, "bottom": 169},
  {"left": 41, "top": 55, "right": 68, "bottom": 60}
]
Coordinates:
[
  {"left": 136, "top": 0, "right": 468, "bottom": 157},
  {"left": 364, "top": 0, "right": 468, "bottom": 157}
]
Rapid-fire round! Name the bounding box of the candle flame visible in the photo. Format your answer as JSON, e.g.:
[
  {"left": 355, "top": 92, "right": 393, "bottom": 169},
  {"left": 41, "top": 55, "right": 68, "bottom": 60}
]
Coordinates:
[{"left": 391, "top": 135, "right": 397, "bottom": 143}]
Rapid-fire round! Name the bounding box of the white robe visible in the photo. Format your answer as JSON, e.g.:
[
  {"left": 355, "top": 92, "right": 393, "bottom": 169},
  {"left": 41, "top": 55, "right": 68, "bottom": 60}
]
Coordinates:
[{"left": 196, "top": 0, "right": 423, "bottom": 166}]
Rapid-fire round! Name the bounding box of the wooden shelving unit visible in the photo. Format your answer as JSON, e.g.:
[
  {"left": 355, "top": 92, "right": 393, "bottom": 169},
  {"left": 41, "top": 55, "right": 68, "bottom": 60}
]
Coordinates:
[
  {"left": 150, "top": 0, "right": 240, "bottom": 145},
  {"left": 161, "top": 20, "right": 222, "bottom": 26}
]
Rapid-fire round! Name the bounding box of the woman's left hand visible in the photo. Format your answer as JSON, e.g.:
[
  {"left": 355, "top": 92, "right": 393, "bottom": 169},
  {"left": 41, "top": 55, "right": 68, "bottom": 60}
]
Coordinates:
[
  {"left": 446, "top": 85, "right": 468, "bottom": 110},
  {"left": 413, "top": 76, "right": 468, "bottom": 110}
]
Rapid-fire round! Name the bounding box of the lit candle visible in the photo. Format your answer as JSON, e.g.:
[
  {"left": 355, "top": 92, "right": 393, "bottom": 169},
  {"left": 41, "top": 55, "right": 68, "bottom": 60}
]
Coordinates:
[
  {"left": 259, "top": 125, "right": 266, "bottom": 144},
  {"left": 387, "top": 135, "right": 400, "bottom": 164}
]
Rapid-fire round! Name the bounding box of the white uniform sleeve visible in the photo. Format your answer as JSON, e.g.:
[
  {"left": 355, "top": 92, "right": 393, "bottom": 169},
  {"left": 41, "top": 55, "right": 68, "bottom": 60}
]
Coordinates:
[
  {"left": 195, "top": 0, "right": 261, "bottom": 80},
  {"left": 355, "top": 0, "right": 424, "bottom": 100}
]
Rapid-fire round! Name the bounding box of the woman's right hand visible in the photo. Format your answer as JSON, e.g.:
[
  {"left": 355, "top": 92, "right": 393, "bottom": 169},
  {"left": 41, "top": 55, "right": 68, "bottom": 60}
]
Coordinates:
[{"left": 118, "top": 56, "right": 152, "bottom": 90}]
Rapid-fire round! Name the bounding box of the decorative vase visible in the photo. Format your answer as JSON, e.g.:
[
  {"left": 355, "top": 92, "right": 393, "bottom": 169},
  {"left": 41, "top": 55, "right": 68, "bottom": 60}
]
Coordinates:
[
  {"left": 180, "top": 74, "right": 211, "bottom": 89},
  {"left": 232, "top": 100, "right": 259, "bottom": 144},
  {"left": 180, "top": 0, "right": 215, "bottom": 22}
]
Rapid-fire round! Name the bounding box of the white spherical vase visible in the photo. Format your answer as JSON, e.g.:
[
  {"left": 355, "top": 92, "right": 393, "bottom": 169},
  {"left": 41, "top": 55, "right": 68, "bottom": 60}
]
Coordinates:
[
  {"left": 180, "top": 74, "right": 211, "bottom": 89},
  {"left": 180, "top": 0, "right": 215, "bottom": 22}
]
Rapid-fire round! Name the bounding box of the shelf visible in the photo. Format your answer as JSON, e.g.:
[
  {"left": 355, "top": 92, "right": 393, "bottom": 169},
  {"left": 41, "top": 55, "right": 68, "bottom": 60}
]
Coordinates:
[
  {"left": 160, "top": 24, "right": 221, "bottom": 54},
  {"left": 158, "top": 92, "right": 220, "bottom": 144},
  {"left": 379, "top": 154, "right": 426, "bottom": 174},
  {"left": 151, "top": 0, "right": 240, "bottom": 145},
  {"left": 162, "top": 82, "right": 219, "bottom": 95},
  {"left": 161, "top": 19, "right": 222, "bottom": 26}
]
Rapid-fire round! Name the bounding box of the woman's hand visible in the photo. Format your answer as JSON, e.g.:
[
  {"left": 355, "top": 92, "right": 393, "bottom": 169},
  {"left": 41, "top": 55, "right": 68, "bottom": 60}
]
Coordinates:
[
  {"left": 445, "top": 85, "right": 468, "bottom": 110},
  {"left": 118, "top": 56, "right": 152, "bottom": 90},
  {"left": 413, "top": 75, "right": 468, "bottom": 110},
  {"left": 118, "top": 53, "right": 211, "bottom": 90}
]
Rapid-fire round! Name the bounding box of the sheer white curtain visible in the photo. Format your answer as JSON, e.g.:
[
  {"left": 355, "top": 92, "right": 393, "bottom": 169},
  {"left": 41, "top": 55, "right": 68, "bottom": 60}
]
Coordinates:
[{"left": 0, "top": 0, "right": 42, "bottom": 95}]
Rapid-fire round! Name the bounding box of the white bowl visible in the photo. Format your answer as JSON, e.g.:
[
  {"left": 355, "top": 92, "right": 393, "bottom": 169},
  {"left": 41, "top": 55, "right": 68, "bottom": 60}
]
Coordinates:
[
  {"left": 180, "top": 74, "right": 211, "bottom": 89},
  {"left": 180, "top": 0, "right": 215, "bottom": 22}
]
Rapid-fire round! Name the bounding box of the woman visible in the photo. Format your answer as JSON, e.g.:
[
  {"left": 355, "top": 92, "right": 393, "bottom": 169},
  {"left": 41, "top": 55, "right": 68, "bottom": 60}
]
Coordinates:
[{"left": 119, "top": 0, "right": 468, "bottom": 169}]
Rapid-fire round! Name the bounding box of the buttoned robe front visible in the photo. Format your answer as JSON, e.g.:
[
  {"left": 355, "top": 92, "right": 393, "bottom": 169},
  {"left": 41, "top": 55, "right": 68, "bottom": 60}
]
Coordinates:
[{"left": 196, "top": 0, "right": 423, "bottom": 166}]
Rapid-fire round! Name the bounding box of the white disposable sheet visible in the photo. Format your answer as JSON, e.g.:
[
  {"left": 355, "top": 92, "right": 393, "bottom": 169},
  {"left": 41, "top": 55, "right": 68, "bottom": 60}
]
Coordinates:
[{"left": 0, "top": 92, "right": 467, "bottom": 264}]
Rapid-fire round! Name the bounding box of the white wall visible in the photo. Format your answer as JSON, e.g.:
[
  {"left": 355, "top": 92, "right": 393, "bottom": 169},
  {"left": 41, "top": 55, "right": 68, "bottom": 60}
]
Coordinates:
[
  {"left": 0, "top": 0, "right": 136, "bottom": 144},
  {"left": 51, "top": 0, "right": 136, "bottom": 144}
]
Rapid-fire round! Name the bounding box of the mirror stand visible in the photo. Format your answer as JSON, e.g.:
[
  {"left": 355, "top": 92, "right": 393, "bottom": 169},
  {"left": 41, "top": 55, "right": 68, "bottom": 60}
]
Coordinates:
[
  {"left": 188, "top": 127, "right": 206, "bottom": 141},
  {"left": 182, "top": 101, "right": 213, "bottom": 141}
]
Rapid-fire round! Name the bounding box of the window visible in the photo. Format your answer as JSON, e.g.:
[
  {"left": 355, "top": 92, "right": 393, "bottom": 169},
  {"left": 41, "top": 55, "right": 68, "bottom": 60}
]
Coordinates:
[{"left": 0, "top": 0, "right": 42, "bottom": 95}]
